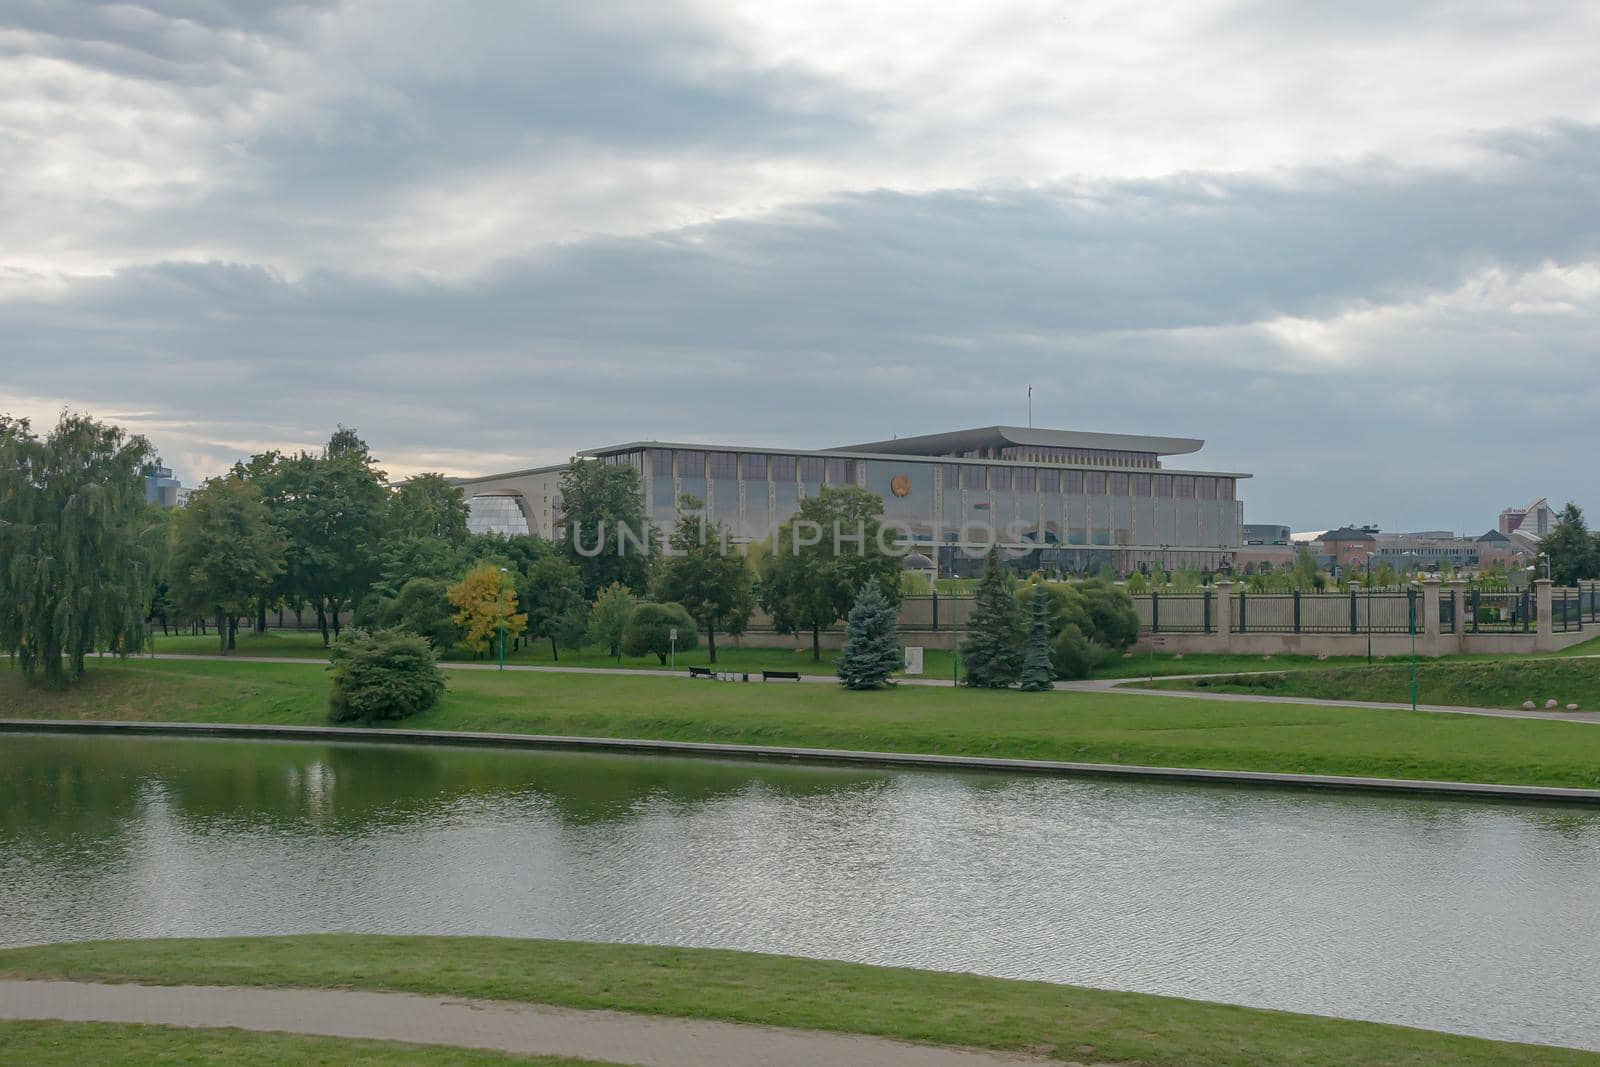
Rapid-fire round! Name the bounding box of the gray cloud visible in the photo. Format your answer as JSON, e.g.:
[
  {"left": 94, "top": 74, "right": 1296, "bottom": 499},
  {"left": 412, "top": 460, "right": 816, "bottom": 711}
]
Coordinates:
[
  {"left": 3, "top": 1, "right": 1599, "bottom": 532},
  {"left": 5, "top": 121, "right": 1598, "bottom": 528}
]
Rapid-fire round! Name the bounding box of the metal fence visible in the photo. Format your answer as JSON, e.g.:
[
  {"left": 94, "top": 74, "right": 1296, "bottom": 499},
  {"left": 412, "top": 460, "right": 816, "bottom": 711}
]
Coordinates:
[
  {"left": 1466, "top": 589, "right": 1532, "bottom": 634},
  {"left": 1135, "top": 590, "right": 1418, "bottom": 635},
  {"left": 1548, "top": 582, "right": 1599, "bottom": 634}
]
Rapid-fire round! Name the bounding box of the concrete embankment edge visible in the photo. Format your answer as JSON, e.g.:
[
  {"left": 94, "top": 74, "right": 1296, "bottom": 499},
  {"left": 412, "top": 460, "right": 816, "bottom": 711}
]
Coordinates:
[{"left": 4, "top": 718, "right": 1598, "bottom": 805}]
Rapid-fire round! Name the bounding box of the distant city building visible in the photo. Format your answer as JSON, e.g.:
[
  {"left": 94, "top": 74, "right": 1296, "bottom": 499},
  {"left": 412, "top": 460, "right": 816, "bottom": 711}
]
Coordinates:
[
  {"left": 1475, "top": 528, "right": 1526, "bottom": 571},
  {"left": 1499, "top": 498, "right": 1557, "bottom": 537},
  {"left": 1316, "top": 526, "right": 1379, "bottom": 571},
  {"left": 1237, "top": 523, "right": 1296, "bottom": 573},
  {"left": 142, "top": 464, "right": 187, "bottom": 508},
  {"left": 453, "top": 425, "right": 1250, "bottom": 576}
]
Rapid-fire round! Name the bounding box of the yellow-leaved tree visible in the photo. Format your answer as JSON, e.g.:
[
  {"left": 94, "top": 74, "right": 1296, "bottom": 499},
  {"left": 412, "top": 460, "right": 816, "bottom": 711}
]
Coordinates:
[{"left": 447, "top": 563, "right": 527, "bottom": 655}]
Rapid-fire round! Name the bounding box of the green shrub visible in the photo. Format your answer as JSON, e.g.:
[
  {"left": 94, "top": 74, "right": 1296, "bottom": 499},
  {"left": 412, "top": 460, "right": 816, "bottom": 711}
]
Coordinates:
[
  {"left": 328, "top": 628, "right": 445, "bottom": 723},
  {"left": 621, "top": 602, "right": 698, "bottom": 665},
  {"left": 1050, "top": 623, "right": 1105, "bottom": 680},
  {"left": 381, "top": 577, "right": 460, "bottom": 650}
]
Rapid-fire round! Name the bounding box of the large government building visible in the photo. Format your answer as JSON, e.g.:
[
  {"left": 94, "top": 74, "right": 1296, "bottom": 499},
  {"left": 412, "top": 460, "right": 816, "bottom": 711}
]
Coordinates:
[{"left": 454, "top": 425, "right": 1248, "bottom": 575}]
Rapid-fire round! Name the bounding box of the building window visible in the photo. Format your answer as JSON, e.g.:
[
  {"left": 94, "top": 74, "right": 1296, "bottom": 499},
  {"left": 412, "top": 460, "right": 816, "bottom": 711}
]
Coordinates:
[
  {"left": 772, "top": 455, "right": 797, "bottom": 481},
  {"left": 1197, "top": 477, "right": 1217, "bottom": 500},
  {"left": 709, "top": 452, "right": 738, "bottom": 479},
  {"left": 990, "top": 466, "right": 1011, "bottom": 491},
  {"left": 1174, "top": 476, "right": 1195, "bottom": 499},
  {"left": 1014, "top": 468, "right": 1035, "bottom": 492},
  {"left": 1131, "top": 473, "right": 1151, "bottom": 497},
  {"left": 1218, "top": 479, "right": 1234, "bottom": 501},
  {"left": 1153, "top": 473, "right": 1172, "bottom": 497},
  {"left": 1086, "top": 471, "right": 1107, "bottom": 494},
  {"left": 647, "top": 448, "right": 673, "bottom": 475},
  {"left": 1063, "top": 470, "right": 1085, "bottom": 494},
  {"left": 467, "top": 495, "right": 529, "bottom": 537},
  {"left": 961, "top": 466, "right": 985, "bottom": 490},
  {"left": 1109, "top": 472, "right": 1129, "bottom": 496},
  {"left": 741, "top": 453, "right": 768, "bottom": 480},
  {"left": 798, "top": 456, "right": 825, "bottom": 483},
  {"left": 676, "top": 450, "right": 705, "bottom": 478},
  {"left": 1037, "top": 469, "right": 1059, "bottom": 493}
]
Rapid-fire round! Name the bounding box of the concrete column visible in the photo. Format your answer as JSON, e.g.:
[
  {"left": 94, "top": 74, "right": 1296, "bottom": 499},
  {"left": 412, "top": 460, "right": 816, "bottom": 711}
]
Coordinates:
[
  {"left": 1536, "top": 578, "right": 1554, "bottom": 651},
  {"left": 1449, "top": 579, "right": 1467, "bottom": 636},
  {"left": 1214, "top": 579, "right": 1233, "bottom": 648},
  {"left": 1421, "top": 576, "right": 1441, "bottom": 644}
]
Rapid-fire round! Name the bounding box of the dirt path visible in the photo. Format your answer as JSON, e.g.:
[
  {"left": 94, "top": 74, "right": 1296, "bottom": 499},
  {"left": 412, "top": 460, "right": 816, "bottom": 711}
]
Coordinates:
[{"left": 0, "top": 979, "right": 1065, "bottom": 1067}]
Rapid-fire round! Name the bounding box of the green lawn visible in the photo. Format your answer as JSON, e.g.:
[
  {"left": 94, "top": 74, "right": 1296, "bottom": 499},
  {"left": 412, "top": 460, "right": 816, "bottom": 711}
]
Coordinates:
[
  {"left": 8, "top": 657, "right": 1600, "bottom": 787},
  {"left": 0, "top": 1021, "right": 602, "bottom": 1065},
  {"left": 1140, "top": 658, "right": 1600, "bottom": 711},
  {"left": 0, "top": 936, "right": 1590, "bottom": 1067}
]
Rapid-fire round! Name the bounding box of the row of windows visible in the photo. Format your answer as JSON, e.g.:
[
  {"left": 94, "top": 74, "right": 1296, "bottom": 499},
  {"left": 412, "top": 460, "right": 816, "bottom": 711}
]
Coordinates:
[
  {"left": 996, "top": 446, "right": 1158, "bottom": 469},
  {"left": 629, "top": 449, "right": 1233, "bottom": 500}
]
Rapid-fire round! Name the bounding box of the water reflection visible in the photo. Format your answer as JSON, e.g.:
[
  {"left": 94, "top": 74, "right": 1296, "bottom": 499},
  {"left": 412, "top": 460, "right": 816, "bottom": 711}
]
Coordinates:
[{"left": 2, "top": 732, "right": 1598, "bottom": 1051}]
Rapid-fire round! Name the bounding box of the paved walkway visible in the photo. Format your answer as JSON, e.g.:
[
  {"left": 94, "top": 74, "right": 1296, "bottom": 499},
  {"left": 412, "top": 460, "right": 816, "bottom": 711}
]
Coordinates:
[
  {"left": 142, "top": 651, "right": 1600, "bottom": 718},
  {"left": 1058, "top": 678, "right": 1600, "bottom": 725},
  {"left": 142, "top": 652, "right": 957, "bottom": 686},
  {"left": 0, "top": 980, "right": 1060, "bottom": 1067}
]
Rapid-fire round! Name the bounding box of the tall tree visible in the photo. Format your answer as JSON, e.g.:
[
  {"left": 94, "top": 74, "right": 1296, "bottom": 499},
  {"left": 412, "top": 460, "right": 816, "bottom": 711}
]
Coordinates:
[
  {"left": 274, "top": 429, "right": 391, "bottom": 644},
  {"left": 653, "top": 496, "right": 753, "bottom": 664},
  {"left": 1019, "top": 586, "right": 1055, "bottom": 692},
  {"left": 388, "top": 473, "right": 471, "bottom": 543},
  {"left": 961, "top": 548, "right": 1025, "bottom": 688},
  {"left": 586, "top": 582, "right": 636, "bottom": 661},
  {"left": 1541, "top": 503, "right": 1596, "bottom": 585},
  {"left": 0, "top": 413, "right": 167, "bottom": 683},
  {"left": 519, "top": 555, "right": 587, "bottom": 660},
  {"left": 836, "top": 582, "right": 901, "bottom": 690},
  {"left": 559, "top": 459, "right": 653, "bottom": 598},
  {"left": 169, "top": 476, "right": 287, "bottom": 654},
  {"left": 447, "top": 562, "right": 526, "bottom": 656},
  {"left": 759, "top": 486, "right": 904, "bottom": 660}
]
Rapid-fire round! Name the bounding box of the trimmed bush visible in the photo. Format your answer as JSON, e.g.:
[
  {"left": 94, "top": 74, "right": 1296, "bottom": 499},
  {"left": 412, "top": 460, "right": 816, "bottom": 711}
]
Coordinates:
[
  {"left": 621, "top": 602, "right": 698, "bottom": 665},
  {"left": 328, "top": 628, "right": 445, "bottom": 723}
]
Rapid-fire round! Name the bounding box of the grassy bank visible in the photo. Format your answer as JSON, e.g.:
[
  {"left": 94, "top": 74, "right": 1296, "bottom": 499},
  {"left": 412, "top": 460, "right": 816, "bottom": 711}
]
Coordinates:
[
  {"left": 7, "top": 658, "right": 1600, "bottom": 787},
  {"left": 0, "top": 936, "right": 1591, "bottom": 1066},
  {"left": 1141, "top": 658, "right": 1600, "bottom": 711},
  {"left": 0, "top": 1021, "right": 597, "bottom": 1065}
]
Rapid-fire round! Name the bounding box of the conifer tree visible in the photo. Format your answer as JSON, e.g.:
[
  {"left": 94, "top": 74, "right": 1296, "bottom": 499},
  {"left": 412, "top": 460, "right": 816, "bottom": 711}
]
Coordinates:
[
  {"left": 837, "top": 581, "right": 901, "bottom": 690},
  {"left": 1019, "top": 584, "right": 1055, "bottom": 692},
  {"left": 961, "top": 548, "right": 1025, "bottom": 687}
]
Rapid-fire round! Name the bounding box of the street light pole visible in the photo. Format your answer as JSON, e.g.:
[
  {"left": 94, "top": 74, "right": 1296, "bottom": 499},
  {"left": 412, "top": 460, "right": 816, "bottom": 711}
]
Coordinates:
[
  {"left": 498, "top": 567, "right": 510, "bottom": 671},
  {"left": 1365, "top": 554, "right": 1373, "bottom": 665}
]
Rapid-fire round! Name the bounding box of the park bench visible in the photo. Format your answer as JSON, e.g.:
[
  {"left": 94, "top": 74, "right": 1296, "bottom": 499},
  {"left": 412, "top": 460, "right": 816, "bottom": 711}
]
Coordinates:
[
  {"left": 762, "top": 670, "right": 802, "bottom": 682},
  {"left": 687, "top": 666, "right": 715, "bottom": 679}
]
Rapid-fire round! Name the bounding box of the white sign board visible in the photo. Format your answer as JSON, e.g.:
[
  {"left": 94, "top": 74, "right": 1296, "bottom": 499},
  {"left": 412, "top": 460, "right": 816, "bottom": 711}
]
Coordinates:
[
  {"left": 903, "top": 646, "right": 924, "bottom": 675},
  {"left": 669, "top": 627, "right": 679, "bottom": 642}
]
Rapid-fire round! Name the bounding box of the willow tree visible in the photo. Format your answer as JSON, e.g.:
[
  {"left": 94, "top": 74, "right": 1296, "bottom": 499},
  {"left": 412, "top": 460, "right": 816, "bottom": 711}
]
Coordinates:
[{"left": 0, "top": 413, "right": 167, "bottom": 685}]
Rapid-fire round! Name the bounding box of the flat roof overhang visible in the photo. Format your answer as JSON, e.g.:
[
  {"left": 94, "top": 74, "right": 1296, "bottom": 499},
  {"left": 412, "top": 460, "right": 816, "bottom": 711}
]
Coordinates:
[
  {"left": 839, "top": 425, "right": 1205, "bottom": 458},
  {"left": 575, "top": 440, "right": 1249, "bottom": 479}
]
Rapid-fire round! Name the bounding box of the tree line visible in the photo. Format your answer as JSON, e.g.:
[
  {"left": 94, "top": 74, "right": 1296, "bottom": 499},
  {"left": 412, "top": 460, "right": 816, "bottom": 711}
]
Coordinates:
[{"left": 5, "top": 411, "right": 1148, "bottom": 693}]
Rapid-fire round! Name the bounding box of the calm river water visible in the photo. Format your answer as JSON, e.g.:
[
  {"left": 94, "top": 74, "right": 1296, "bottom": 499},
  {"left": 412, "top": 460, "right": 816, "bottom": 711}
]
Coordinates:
[{"left": 2, "top": 732, "right": 1598, "bottom": 1050}]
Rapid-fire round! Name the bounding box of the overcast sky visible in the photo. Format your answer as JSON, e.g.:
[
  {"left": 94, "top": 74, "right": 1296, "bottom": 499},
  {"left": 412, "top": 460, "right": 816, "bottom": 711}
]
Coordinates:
[{"left": 3, "top": 1, "right": 1597, "bottom": 531}]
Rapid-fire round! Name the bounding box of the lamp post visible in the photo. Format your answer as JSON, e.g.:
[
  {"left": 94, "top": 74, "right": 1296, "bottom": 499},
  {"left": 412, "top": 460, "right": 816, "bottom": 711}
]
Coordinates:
[
  {"left": 1409, "top": 576, "right": 1418, "bottom": 712},
  {"left": 1364, "top": 553, "right": 1374, "bottom": 665},
  {"left": 497, "top": 567, "right": 510, "bottom": 671}
]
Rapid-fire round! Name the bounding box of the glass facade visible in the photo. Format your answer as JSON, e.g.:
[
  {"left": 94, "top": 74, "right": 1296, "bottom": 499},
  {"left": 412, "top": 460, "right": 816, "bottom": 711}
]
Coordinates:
[
  {"left": 609, "top": 445, "right": 1242, "bottom": 575},
  {"left": 466, "top": 495, "right": 530, "bottom": 537}
]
